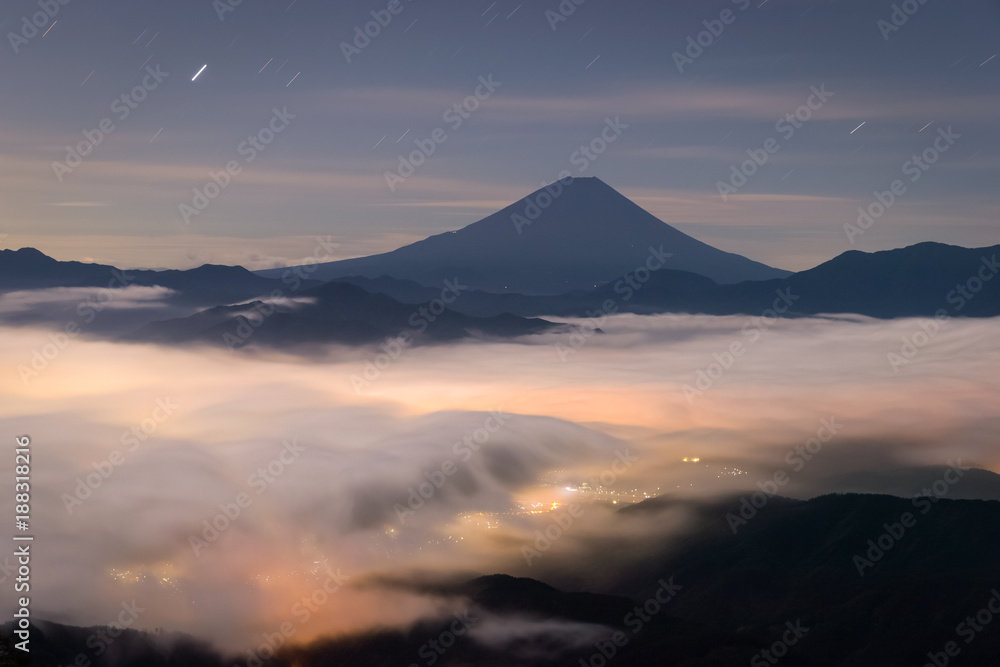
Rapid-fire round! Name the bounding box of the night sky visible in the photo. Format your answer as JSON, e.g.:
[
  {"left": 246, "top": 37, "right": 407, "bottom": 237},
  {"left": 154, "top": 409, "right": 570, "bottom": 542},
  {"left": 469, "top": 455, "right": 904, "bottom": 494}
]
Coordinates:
[{"left": 2, "top": 0, "right": 997, "bottom": 272}]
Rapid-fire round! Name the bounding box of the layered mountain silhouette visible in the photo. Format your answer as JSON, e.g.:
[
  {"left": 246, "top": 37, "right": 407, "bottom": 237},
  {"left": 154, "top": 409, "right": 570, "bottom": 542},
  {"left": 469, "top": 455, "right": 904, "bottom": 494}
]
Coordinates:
[
  {"left": 257, "top": 177, "right": 791, "bottom": 293},
  {"left": 3, "top": 239, "right": 997, "bottom": 349},
  {"left": 127, "top": 280, "right": 561, "bottom": 348},
  {"left": 0, "top": 249, "right": 560, "bottom": 346},
  {"left": 596, "top": 241, "right": 1000, "bottom": 318},
  {"left": 336, "top": 242, "right": 1000, "bottom": 320},
  {"left": 768, "top": 242, "right": 1000, "bottom": 318},
  {"left": 0, "top": 247, "right": 305, "bottom": 306},
  {"left": 2, "top": 236, "right": 997, "bottom": 351}
]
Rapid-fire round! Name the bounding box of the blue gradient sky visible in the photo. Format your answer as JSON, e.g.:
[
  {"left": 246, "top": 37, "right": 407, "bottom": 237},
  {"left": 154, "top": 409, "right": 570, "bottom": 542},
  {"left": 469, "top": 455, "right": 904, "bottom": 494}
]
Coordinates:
[{"left": 1, "top": 0, "right": 997, "bottom": 272}]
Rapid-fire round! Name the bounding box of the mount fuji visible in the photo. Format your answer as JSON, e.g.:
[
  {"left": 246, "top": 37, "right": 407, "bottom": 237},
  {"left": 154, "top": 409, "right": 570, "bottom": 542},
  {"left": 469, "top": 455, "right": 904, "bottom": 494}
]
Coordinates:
[{"left": 257, "top": 177, "right": 790, "bottom": 294}]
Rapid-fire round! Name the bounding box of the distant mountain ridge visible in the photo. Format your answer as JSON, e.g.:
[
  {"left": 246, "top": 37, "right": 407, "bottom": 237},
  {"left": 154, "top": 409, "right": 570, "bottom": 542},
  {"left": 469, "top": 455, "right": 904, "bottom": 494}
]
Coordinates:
[
  {"left": 127, "top": 280, "right": 562, "bottom": 349},
  {"left": 257, "top": 177, "right": 791, "bottom": 294},
  {"left": 336, "top": 242, "right": 1000, "bottom": 320},
  {"left": 0, "top": 247, "right": 303, "bottom": 306},
  {"left": 3, "top": 241, "right": 998, "bottom": 335}
]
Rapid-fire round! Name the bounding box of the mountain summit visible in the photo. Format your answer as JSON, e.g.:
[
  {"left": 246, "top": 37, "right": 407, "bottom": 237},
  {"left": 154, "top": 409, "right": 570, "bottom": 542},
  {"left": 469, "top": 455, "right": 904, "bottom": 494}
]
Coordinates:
[{"left": 260, "top": 177, "right": 789, "bottom": 294}]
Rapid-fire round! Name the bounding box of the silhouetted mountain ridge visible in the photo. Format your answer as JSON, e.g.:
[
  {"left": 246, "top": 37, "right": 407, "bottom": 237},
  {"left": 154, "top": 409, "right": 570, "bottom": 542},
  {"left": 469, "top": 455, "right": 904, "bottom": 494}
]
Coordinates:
[
  {"left": 337, "top": 242, "right": 1000, "bottom": 319},
  {"left": 257, "top": 177, "right": 791, "bottom": 293},
  {"left": 0, "top": 247, "right": 306, "bottom": 306},
  {"left": 128, "top": 279, "right": 562, "bottom": 348}
]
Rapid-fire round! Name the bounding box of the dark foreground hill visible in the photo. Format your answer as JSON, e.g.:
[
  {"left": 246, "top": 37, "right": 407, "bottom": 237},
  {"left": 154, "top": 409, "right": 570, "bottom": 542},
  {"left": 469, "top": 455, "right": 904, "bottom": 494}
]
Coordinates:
[
  {"left": 7, "top": 493, "right": 998, "bottom": 666},
  {"left": 612, "top": 493, "right": 1000, "bottom": 667}
]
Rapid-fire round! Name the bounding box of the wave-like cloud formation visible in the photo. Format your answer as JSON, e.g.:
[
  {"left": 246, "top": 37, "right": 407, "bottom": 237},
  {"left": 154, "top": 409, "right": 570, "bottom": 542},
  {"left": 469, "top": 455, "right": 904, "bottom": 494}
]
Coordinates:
[{"left": 1, "top": 312, "right": 997, "bottom": 651}]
